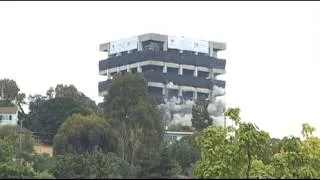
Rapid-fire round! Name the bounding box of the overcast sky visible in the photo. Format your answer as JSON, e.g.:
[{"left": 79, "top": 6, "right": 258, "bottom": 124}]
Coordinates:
[{"left": 1, "top": 1, "right": 320, "bottom": 138}]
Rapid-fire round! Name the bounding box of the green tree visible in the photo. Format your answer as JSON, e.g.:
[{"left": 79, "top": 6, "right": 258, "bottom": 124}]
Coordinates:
[
  {"left": 27, "top": 97, "right": 92, "bottom": 144},
  {"left": 52, "top": 84, "right": 97, "bottom": 112},
  {"left": 301, "top": 123, "right": 316, "bottom": 138},
  {"left": 169, "top": 135, "right": 200, "bottom": 176},
  {"left": 0, "top": 138, "right": 37, "bottom": 178},
  {"left": 52, "top": 150, "right": 133, "bottom": 179},
  {"left": 136, "top": 141, "right": 182, "bottom": 179},
  {"left": 27, "top": 153, "right": 55, "bottom": 174},
  {"left": 236, "top": 122, "right": 271, "bottom": 178},
  {"left": 193, "top": 108, "right": 271, "bottom": 179},
  {"left": 269, "top": 124, "right": 320, "bottom": 178},
  {"left": 104, "top": 73, "right": 163, "bottom": 166},
  {"left": 53, "top": 113, "right": 118, "bottom": 155},
  {"left": 158, "top": 143, "right": 182, "bottom": 178},
  {"left": 0, "top": 79, "right": 20, "bottom": 106},
  {"left": 191, "top": 96, "right": 213, "bottom": 131},
  {"left": 0, "top": 125, "right": 36, "bottom": 154},
  {"left": 0, "top": 79, "right": 27, "bottom": 125},
  {"left": 46, "top": 87, "right": 54, "bottom": 100},
  {"left": 193, "top": 125, "right": 244, "bottom": 178},
  {"left": 250, "top": 159, "right": 274, "bottom": 178}
]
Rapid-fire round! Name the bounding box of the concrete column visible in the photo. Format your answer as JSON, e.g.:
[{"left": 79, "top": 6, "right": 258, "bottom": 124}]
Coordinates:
[
  {"left": 163, "top": 40, "right": 168, "bottom": 51},
  {"left": 212, "top": 51, "right": 217, "bottom": 58},
  {"left": 163, "top": 63, "right": 167, "bottom": 73},
  {"left": 208, "top": 90, "right": 214, "bottom": 103},
  {"left": 193, "top": 90, "right": 198, "bottom": 101},
  {"left": 163, "top": 85, "right": 168, "bottom": 102},
  {"left": 178, "top": 87, "right": 183, "bottom": 97},
  {"left": 179, "top": 64, "right": 183, "bottom": 75},
  {"left": 137, "top": 63, "right": 142, "bottom": 73},
  {"left": 162, "top": 86, "right": 166, "bottom": 95},
  {"left": 194, "top": 66, "right": 198, "bottom": 77},
  {"left": 116, "top": 67, "right": 120, "bottom": 73},
  {"left": 138, "top": 41, "right": 143, "bottom": 51},
  {"left": 209, "top": 42, "right": 214, "bottom": 57},
  {"left": 210, "top": 69, "right": 215, "bottom": 80},
  {"left": 106, "top": 69, "right": 110, "bottom": 80},
  {"left": 126, "top": 65, "right": 130, "bottom": 72}
]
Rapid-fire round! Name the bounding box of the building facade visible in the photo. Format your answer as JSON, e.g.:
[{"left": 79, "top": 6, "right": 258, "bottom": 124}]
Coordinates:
[
  {"left": 0, "top": 106, "right": 19, "bottom": 126},
  {"left": 98, "top": 33, "right": 226, "bottom": 103}
]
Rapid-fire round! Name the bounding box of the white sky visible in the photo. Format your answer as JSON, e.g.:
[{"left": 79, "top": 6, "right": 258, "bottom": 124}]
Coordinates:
[{"left": 1, "top": 2, "right": 320, "bottom": 138}]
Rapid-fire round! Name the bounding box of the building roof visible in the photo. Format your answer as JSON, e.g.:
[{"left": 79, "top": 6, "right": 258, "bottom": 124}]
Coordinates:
[{"left": 0, "top": 106, "right": 18, "bottom": 113}]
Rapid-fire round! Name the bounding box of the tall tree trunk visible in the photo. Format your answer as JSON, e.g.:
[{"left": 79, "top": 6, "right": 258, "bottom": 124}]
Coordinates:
[
  {"left": 121, "top": 123, "right": 126, "bottom": 160},
  {"left": 130, "top": 125, "right": 139, "bottom": 167},
  {"left": 246, "top": 150, "right": 252, "bottom": 178}
]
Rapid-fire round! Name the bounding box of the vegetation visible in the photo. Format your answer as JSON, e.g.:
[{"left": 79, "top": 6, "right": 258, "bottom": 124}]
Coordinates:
[
  {"left": 53, "top": 113, "right": 118, "bottom": 155},
  {"left": 191, "top": 96, "right": 213, "bottom": 131},
  {"left": 0, "top": 125, "right": 36, "bottom": 154},
  {"left": 1, "top": 76, "right": 320, "bottom": 178},
  {"left": 25, "top": 84, "right": 98, "bottom": 144},
  {"left": 103, "top": 73, "right": 163, "bottom": 167},
  {"left": 193, "top": 108, "right": 320, "bottom": 179}
]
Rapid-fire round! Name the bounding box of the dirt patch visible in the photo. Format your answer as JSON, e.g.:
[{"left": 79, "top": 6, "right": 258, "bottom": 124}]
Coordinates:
[{"left": 34, "top": 144, "right": 53, "bottom": 156}]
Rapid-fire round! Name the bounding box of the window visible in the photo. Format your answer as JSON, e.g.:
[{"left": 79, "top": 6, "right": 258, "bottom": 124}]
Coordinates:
[
  {"left": 142, "top": 41, "right": 163, "bottom": 51},
  {"left": 9, "top": 115, "right": 12, "bottom": 120}
]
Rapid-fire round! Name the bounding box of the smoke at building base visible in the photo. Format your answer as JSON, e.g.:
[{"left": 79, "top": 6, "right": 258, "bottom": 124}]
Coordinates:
[{"left": 158, "top": 92, "right": 226, "bottom": 129}]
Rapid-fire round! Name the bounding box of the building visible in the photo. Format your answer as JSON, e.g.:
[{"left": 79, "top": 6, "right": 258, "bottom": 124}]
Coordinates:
[
  {"left": 0, "top": 106, "right": 19, "bottom": 126},
  {"left": 98, "top": 33, "right": 226, "bottom": 103},
  {"left": 164, "top": 131, "right": 194, "bottom": 142}
]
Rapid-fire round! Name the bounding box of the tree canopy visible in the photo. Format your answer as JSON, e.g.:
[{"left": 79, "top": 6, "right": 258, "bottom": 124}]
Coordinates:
[
  {"left": 53, "top": 113, "right": 118, "bottom": 155},
  {"left": 26, "top": 97, "right": 92, "bottom": 144},
  {"left": 103, "top": 73, "right": 163, "bottom": 166},
  {"left": 191, "top": 96, "right": 213, "bottom": 131},
  {"left": 193, "top": 108, "right": 320, "bottom": 179},
  {"left": 0, "top": 79, "right": 20, "bottom": 106}
]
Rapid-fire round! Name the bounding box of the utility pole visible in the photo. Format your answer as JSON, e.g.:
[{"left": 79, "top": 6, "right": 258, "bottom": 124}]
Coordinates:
[
  {"left": 19, "top": 118, "right": 24, "bottom": 151},
  {"left": 1, "top": 85, "right": 4, "bottom": 100}
]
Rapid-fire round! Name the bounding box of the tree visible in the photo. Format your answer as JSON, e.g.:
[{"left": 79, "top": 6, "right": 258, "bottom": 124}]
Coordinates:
[
  {"left": 0, "top": 79, "right": 27, "bottom": 124},
  {"left": 158, "top": 143, "right": 182, "bottom": 178},
  {"left": 0, "top": 138, "right": 37, "bottom": 179},
  {"left": 236, "top": 122, "right": 271, "bottom": 178},
  {"left": 193, "top": 108, "right": 271, "bottom": 178},
  {"left": 169, "top": 135, "right": 200, "bottom": 176},
  {"left": 136, "top": 141, "right": 182, "bottom": 179},
  {"left": 52, "top": 84, "right": 97, "bottom": 112},
  {"left": 193, "top": 125, "right": 244, "bottom": 178},
  {"left": 104, "top": 73, "right": 163, "bottom": 166},
  {"left": 269, "top": 124, "right": 320, "bottom": 178},
  {"left": 0, "top": 79, "right": 20, "bottom": 106},
  {"left": 26, "top": 84, "right": 98, "bottom": 144},
  {"left": 53, "top": 113, "right": 118, "bottom": 155},
  {"left": 27, "top": 97, "right": 93, "bottom": 144},
  {"left": 52, "top": 150, "right": 133, "bottom": 179},
  {"left": 0, "top": 125, "right": 36, "bottom": 154},
  {"left": 46, "top": 87, "right": 54, "bottom": 100},
  {"left": 31, "top": 153, "right": 55, "bottom": 174},
  {"left": 301, "top": 123, "right": 316, "bottom": 138},
  {"left": 191, "top": 96, "right": 213, "bottom": 131}
]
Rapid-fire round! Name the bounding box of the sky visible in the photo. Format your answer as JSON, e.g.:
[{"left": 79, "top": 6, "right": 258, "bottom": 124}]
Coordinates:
[{"left": 0, "top": 1, "right": 320, "bottom": 138}]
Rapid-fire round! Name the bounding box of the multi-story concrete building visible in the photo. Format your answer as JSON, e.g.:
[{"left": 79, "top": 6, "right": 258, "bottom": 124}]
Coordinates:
[{"left": 98, "top": 33, "right": 226, "bottom": 103}]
